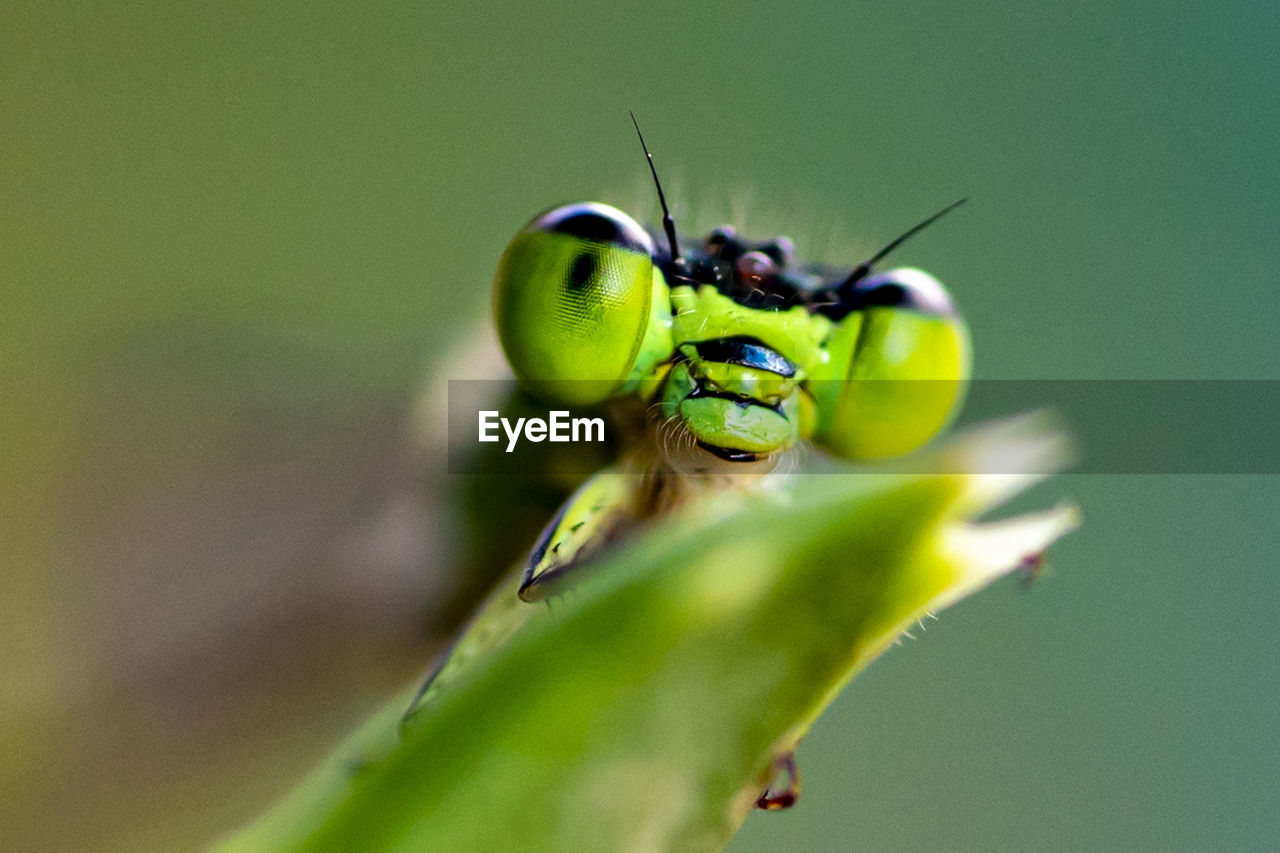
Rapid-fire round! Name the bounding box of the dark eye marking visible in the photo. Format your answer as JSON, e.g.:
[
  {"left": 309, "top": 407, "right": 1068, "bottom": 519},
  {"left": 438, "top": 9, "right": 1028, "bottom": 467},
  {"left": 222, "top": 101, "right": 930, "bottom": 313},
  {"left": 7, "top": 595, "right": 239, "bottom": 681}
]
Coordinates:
[
  {"left": 536, "top": 204, "right": 652, "bottom": 254},
  {"left": 858, "top": 282, "right": 910, "bottom": 308},
  {"left": 861, "top": 280, "right": 954, "bottom": 316},
  {"left": 567, "top": 251, "right": 598, "bottom": 291},
  {"left": 692, "top": 336, "right": 796, "bottom": 378},
  {"left": 819, "top": 272, "right": 956, "bottom": 321}
]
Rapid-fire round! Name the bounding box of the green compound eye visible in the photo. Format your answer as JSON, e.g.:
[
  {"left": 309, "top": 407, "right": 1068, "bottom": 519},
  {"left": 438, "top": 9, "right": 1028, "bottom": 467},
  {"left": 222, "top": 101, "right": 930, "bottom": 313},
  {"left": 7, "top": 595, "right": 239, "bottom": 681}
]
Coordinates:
[
  {"left": 810, "top": 267, "right": 972, "bottom": 459},
  {"left": 493, "top": 202, "right": 671, "bottom": 405}
]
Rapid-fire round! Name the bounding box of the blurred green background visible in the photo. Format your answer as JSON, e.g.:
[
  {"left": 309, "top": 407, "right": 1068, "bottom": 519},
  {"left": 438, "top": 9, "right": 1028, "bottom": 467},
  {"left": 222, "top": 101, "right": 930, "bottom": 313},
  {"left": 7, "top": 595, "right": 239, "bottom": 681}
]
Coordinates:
[{"left": 3, "top": 1, "right": 1276, "bottom": 850}]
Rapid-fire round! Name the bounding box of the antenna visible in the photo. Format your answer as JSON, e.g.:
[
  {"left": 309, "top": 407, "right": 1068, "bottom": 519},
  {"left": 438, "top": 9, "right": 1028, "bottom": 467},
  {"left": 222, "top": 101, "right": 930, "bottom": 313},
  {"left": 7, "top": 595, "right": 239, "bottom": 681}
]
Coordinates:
[
  {"left": 629, "top": 111, "right": 681, "bottom": 262},
  {"left": 841, "top": 197, "right": 968, "bottom": 288}
]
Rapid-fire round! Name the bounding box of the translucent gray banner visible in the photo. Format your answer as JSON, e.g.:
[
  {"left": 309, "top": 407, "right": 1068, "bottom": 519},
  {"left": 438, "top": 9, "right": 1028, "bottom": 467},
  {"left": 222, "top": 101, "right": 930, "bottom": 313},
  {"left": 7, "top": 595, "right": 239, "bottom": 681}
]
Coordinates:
[{"left": 443, "top": 380, "right": 1279, "bottom": 475}]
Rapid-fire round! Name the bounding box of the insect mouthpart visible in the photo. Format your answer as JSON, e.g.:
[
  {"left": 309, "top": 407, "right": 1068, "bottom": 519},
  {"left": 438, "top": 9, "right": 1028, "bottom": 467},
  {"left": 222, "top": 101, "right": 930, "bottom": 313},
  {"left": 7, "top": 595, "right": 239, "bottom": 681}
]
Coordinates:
[
  {"left": 689, "top": 337, "right": 797, "bottom": 379},
  {"left": 658, "top": 337, "right": 804, "bottom": 464},
  {"left": 694, "top": 441, "right": 762, "bottom": 463}
]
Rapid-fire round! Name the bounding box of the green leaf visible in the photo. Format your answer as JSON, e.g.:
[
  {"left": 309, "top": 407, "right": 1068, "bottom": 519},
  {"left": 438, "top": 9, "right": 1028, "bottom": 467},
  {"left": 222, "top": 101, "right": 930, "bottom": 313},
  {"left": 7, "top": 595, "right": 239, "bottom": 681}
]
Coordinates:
[{"left": 216, "top": 414, "right": 1077, "bottom": 852}]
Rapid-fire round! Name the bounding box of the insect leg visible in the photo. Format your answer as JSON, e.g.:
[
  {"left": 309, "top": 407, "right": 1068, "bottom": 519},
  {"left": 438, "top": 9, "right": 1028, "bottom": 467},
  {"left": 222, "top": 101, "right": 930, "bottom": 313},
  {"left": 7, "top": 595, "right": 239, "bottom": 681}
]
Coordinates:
[
  {"left": 755, "top": 751, "right": 801, "bottom": 810},
  {"left": 518, "top": 466, "right": 639, "bottom": 602}
]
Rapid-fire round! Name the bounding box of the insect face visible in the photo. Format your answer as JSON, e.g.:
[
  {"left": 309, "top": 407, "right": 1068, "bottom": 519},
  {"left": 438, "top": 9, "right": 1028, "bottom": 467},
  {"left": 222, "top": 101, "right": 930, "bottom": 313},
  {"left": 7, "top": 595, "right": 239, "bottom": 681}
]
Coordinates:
[
  {"left": 491, "top": 123, "right": 970, "bottom": 465},
  {"left": 493, "top": 202, "right": 970, "bottom": 465}
]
